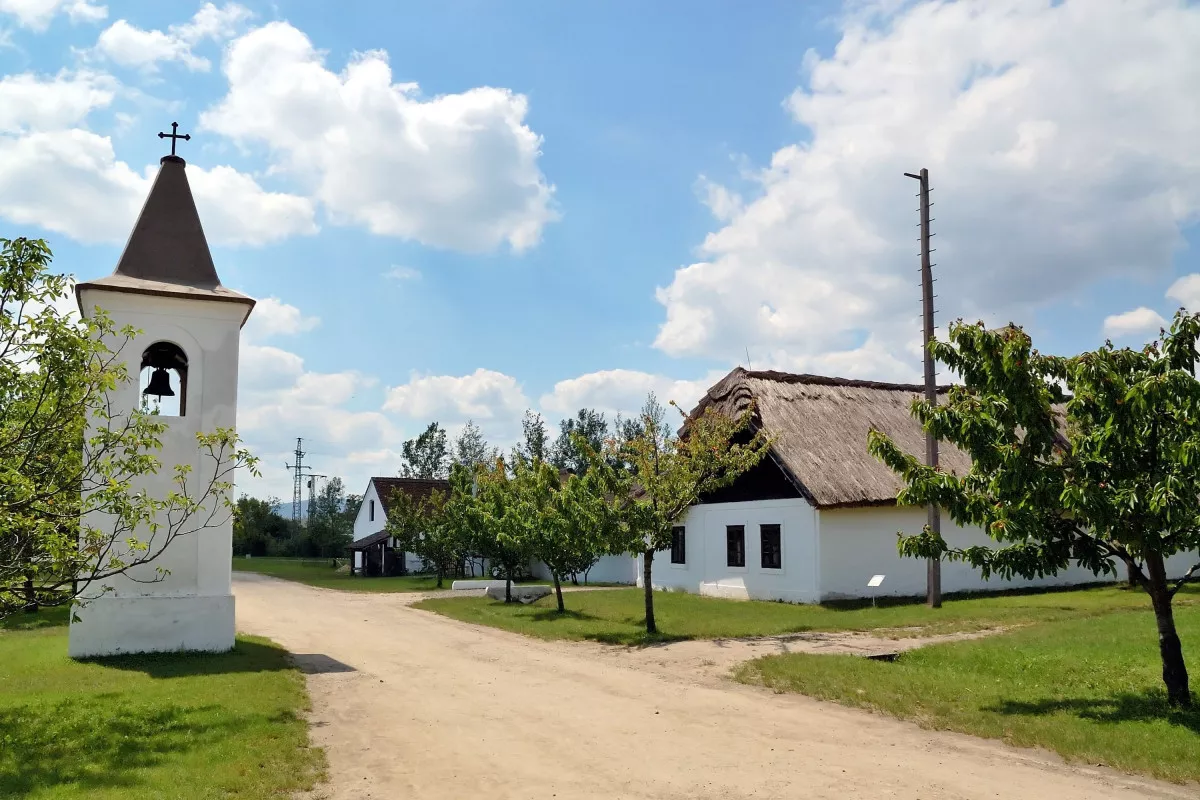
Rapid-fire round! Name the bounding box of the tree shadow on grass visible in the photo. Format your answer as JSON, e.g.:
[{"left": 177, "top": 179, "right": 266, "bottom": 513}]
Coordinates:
[
  {"left": 0, "top": 606, "right": 70, "bottom": 632},
  {"left": 986, "top": 692, "right": 1200, "bottom": 734},
  {"left": 82, "top": 638, "right": 295, "bottom": 678},
  {"left": 0, "top": 696, "right": 253, "bottom": 797},
  {"left": 527, "top": 608, "right": 601, "bottom": 623}
]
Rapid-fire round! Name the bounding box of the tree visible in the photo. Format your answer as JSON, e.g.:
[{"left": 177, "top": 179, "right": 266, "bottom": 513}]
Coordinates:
[
  {"left": 604, "top": 394, "right": 770, "bottom": 634},
  {"left": 232, "top": 496, "right": 292, "bottom": 556},
  {"left": 386, "top": 488, "right": 460, "bottom": 587},
  {"left": 474, "top": 458, "right": 533, "bottom": 602},
  {"left": 0, "top": 237, "right": 256, "bottom": 618},
  {"left": 400, "top": 422, "right": 449, "bottom": 479},
  {"left": 868, "top": 316, "right": 1200, "bottom": 707},
  {"left": 511, "top": 410, "right": 549, "bottom": 466},
  {"left": 453, "top": 419, "right": 495, "bottom": 469},
  {"left": 307, "top": 477, "right": 354, "bottom": 563},
  {"left": 550, "top": 408, "right": 609, "bottom": 474}
]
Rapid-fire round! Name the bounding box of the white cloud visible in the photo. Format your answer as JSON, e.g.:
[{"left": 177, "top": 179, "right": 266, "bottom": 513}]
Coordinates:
[
  {"left": 1102, "top": 307, "right": 1167, "bottom": 339},
  {"left": 655, "top": 0, "right": 1200, "bottom": 380},
  {"left": 0, "top": 128, "right": 317, "bottom": 246},
  {"left": 539, "top": 368, "right": 723, "bottom": 419},
  {"left": 0, "top": 69, "right": 116, "bottom": 132},
  {"left": 243, "top": 297, "right": 319, "bottom": 341},
  {"left": 201, "top": 21, "right": 558, "bottom": 253},
  {"left": 384, "top": 265, "right": 421, "bottom": 281},
  {"left": 383, "top": 368, "right": 530, "bottom": 421},
  {"left": 1166, "top": 274, "right": 1200, "bottom": 311},
  {"left": 0, "top": 0, "right": 106, "bottom": 30},
  {"left": 92, "top": 3, "right": 251, "bottom": 72}
]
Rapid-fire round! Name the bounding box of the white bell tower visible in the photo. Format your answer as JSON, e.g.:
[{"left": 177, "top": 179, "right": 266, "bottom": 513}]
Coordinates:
[{"left": 68, "top": 134, "right": 255, "bottom": 658}]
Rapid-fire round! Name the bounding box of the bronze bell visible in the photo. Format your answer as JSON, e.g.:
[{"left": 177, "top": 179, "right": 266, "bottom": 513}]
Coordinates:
[{"left": 143, "top": 367, "right": 175, "bottom": 397}]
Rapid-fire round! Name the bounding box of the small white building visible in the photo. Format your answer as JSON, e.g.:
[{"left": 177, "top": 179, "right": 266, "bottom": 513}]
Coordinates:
[
  {"left": 350, "top": 477, "right": 450, "bottom": 575},
  {"left": 644, "top": 368, "right": 1198, "bottom": 602},
  {"left": 69, "top": 149, "right": 252, "bottom": 656}
]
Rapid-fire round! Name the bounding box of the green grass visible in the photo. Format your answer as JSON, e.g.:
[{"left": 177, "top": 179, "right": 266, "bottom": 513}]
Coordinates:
[
  {"left": 735, "top": 596, "right": 1200, "bottom": 784},
  {"left": 0, "top": 607, "right": 325, "bottom": 799},
  {"left": 232, "top": 556, "right": 471, "bottom": 592},
  {"left": 414, "top": 583, "right": 1198, "bottom": 646}
]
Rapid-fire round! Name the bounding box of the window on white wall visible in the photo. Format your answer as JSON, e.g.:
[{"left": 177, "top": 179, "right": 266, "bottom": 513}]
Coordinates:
[
  {"left": 726, "top": 525, "right": 745, "bottom": 568},
  {"left": 370, "top": 500, "right": 375, "bottom": 522},
  {"left": 760, "top": 524, "right": 782, "bottom": 569},
  {"left": 670, "top": 526, "right": 686, "bottom": 564}
]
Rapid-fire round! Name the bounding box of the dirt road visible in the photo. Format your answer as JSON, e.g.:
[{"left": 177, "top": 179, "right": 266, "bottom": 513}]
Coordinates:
[{"left": 233, "top": 573, "right": 1194, "bottom": 800}]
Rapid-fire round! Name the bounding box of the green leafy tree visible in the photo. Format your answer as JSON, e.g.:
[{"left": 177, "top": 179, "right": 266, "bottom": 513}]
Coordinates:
[
  {"left": 232, "top": 496, "right": 292, "bottom": 556},
  {"left": 453, "top": 419, "right": 495, "bottom": 469},
  {"left": 400, "top": 422, "right": 449, "bottom": 479},
  {"left": 307, "top": 477, "right": 354, "bottom": 563},
  {"left": 474, "top": 458, "right": 533, "bottom": 602},
  {"left": 511, "top": 410, "right": 549, "bottom": 466},
  {"left": 869, "top": 316, "right": 1200, "bottom": 707},
  {"left": 604, "top": 394, "right": 770, "bottom": 634},
  {"left": 0, "top": 237, "right": 257, "bottom": 618},
  {"left": 550, "top": 408, "right": 609, "bottom": 475},
  {"left": 386, "top": 488, "right": 460, "bottom": 587}
]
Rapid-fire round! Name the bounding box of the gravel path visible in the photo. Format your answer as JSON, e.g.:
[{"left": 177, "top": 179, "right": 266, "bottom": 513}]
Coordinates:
[{"left": 233, "top": 572, "right": 1194, "bottom": 800}]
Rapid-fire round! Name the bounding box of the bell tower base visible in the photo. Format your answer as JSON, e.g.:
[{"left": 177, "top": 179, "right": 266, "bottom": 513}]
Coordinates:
[{"left": 68, "top": 594, "right": 235, "bottom": 658}]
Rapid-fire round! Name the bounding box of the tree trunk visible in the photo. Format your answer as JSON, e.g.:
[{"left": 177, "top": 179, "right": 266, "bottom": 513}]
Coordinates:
[
  {"left": 642, "top": 549, "right": 656, "bottom": 634},
  {"left": 553, "top": 573, "right": 565, "bottom": 613},
  {"left": 436, "top": 567, "right": 443, "bottom": 589},
  {"left": 23, "top": 576, "right": 37, "bottom": 614},
  {"left": 505, "top": 568, "right": 512, "bottom": 604},
  {"left": 1146, "top": 552, "right": 1191, "bottom": 707},
  {"left": 1127, "top": 561, "right": 1139, "bottom": 589}
]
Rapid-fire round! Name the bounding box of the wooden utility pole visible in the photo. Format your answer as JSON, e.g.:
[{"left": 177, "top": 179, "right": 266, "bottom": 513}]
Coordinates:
[{"left": 904, "top": 167, "right": 943, "bottom": 608}]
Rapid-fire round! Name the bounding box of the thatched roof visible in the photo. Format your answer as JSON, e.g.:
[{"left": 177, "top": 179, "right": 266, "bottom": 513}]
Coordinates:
[{"left": 689, "top": 368, "right": 973, "bottom": 509}]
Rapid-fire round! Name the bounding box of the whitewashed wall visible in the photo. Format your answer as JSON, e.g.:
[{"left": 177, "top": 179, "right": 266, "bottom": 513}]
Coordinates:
[
  {"left": 529, "top": 554, "right": 639, "bottom": 585},
  {"left": 70, "top": 289, "right": 245, "bottom": 657},
  {"left": 817, "top": 505, "right": 1200, "bottom": 601},
  {"left": 643, "top": 498, "right": 820, "bottom": 603}
]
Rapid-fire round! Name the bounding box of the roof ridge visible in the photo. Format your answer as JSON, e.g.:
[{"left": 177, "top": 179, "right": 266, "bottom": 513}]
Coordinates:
[{"left": 735, "top": 367, "right": 953, "bottom": 393}]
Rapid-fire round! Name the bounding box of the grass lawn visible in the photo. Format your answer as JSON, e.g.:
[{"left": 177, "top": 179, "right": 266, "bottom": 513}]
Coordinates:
[
  {"left": 0, "top": 607, "right": 325, "bottom": 799},
  {"left": 736, "top": 596, "right": 1200, "bottom": 784},
  {"left": 232, "top": 556, "right": 481, "bottom": 592},
  {"left": 414, "top": 583, "right": 1198, "bottom": 646}
]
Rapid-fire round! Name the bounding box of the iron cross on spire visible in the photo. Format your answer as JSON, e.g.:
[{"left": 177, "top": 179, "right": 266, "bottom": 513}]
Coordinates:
[{"left": 158, "top": 121, "right": 191, "bottom": 156}]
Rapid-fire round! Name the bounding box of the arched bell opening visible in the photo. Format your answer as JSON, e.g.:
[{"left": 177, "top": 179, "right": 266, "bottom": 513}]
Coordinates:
[{"left": 139, "top": 341, "right": 188, "bottom": 417}]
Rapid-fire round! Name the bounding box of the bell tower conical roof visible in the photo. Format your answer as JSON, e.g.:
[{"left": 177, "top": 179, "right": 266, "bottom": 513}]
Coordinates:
[{"left": 77, "top": 144, "right": 254, "bottom": 321}]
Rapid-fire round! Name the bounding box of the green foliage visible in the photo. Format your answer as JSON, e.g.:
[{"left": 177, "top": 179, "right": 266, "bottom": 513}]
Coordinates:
[
  {"left": 869, "top": 313, "right": 1200, "bottom": 706},
  {"left": 510, "top": 409, "right": 549, "bottom": 465},
  {"left": 452, "top": 419, "right": 495, "bottom": 469},
  {"left": 601, "top": 393, "right": 772, "bottom": 633},
  {"left": 0, "top": 238, "right": 257, "bottom": 619},
  {"left": 400, "top": 421, "right": 449, "bottom": 479},
  {"left": 550, "top": 408, "right": 609, "bottom": 474},
  {"left": 736, "top": 595, "right": 1200, "bottom": 784},
  {"left": 232, "top": 496, "right": 293, "bottom": 556},
  {"left": 305, "top": 478, "right": 355, "bottom": 559},
  {"left": 386, "top": 487, "right": 461, "bottom": 587},
  {"left": 0, "top": 610, "right": 324, "bottom": 798}
]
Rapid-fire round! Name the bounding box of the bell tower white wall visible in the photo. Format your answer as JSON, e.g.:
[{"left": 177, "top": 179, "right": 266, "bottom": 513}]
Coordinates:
[{"left": 68, "top": 289, "right": 246, "bottom": 658}]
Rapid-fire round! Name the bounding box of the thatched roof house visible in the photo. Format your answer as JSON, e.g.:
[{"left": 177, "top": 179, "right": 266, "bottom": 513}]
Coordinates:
[{"left": 688, "top": 367, "right": 972, "bottom": 509}]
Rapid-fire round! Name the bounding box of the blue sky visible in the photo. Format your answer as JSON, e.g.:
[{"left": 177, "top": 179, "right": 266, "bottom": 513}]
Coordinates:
[{"left": 3, "top": 0, "right": 1199, "bottom": 498}]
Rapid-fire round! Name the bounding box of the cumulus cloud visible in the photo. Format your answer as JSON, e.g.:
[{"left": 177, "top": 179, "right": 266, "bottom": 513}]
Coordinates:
[
  {"left": 384, "top": 368, "right": 530, "bottom": 421},
  {"left": 243, "top": 297, "right": 319, "bottom": 341},
  {"left": 0, "top": 70, "right": 117, "bottom": 131},
  {"left": 1102, "top": 307, "right": 1168, "bottom": 339},
  {"left": 0, "top": 127, "right": 316, "bottom": 246},
  {"left": 539, "top": 368, "right": 722, "bottom": 419},
  {"left": 654, "top": 0, "right": 1200, "bottom": 380},
  {"left": 1166, "top": 274, "right": 1200, "bottom": 311},
  {"left": 92, "top": 3, "right": 251, "bottom": 72},
  {"left": 0, "top": 0, "right": 106, "bottom": 30},
  {"left": 201, "top": 21, "right": 557, "bottom": 253}
]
